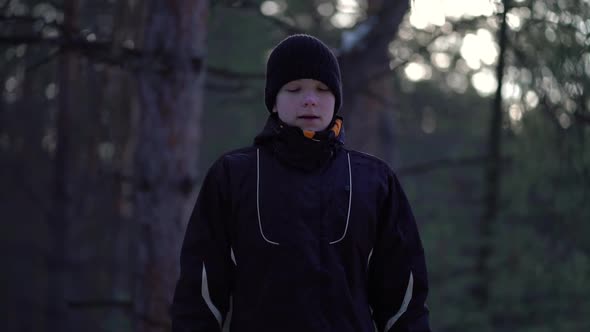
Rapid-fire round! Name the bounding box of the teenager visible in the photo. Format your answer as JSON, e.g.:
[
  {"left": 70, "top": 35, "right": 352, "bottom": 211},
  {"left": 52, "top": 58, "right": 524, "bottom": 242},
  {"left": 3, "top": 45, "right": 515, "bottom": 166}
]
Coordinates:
[{"left": 171, "top": 34, "right": 432, "bottom": 332}]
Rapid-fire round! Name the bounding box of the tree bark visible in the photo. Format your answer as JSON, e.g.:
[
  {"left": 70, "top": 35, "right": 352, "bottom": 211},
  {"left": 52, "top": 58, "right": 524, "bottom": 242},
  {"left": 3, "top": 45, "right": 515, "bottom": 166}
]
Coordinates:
[
  {"left": 475, "top": 0, "right": 510, "bottom": 316},
  {"left": 132, "top": 1, "right": 208, "bottom": 331},
  {"left": 48, "top": 0, "right": 79, "bottom": 331},
  {"left": 339, "top": 0, "right": 409, "bottom": 164}
]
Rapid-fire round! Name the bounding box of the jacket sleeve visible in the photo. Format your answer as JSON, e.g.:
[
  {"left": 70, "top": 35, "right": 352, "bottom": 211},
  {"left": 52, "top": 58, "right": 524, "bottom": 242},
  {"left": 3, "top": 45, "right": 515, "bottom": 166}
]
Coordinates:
[
  {"left": 171, "top": 158, "right": 234, "bottom": 332},
  {"left": 368, "top": 172, "right": 431, "bottom": 332}
]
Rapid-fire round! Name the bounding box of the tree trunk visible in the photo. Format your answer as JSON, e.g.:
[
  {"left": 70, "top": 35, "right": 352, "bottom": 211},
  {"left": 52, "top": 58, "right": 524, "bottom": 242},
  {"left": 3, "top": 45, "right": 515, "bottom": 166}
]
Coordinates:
[
  {"left": 339, "top": 0, "right": 409, "bottom": 164},
  {"left": 132, "top": 1, "right": 208, "bottom": 331},
  {"left": 47, "top": 1, "right": 79, "bottom": 331},
  {"left": 474, "top": 0, "right": 510, "bottom": 318}
]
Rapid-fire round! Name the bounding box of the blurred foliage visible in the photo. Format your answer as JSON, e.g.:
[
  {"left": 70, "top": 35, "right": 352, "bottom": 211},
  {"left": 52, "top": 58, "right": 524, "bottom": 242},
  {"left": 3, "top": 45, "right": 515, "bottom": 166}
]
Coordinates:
[
  {"left": 1, "top": 0, "right": 589, "bottom": 331},
  {"left": 203, "top": 1, "right": 590, "bottom": 331}
]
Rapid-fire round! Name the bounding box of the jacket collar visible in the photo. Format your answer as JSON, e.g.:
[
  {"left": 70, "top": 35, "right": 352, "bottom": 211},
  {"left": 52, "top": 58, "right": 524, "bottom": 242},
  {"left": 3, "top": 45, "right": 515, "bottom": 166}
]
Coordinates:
[{"left": 254, "top": 113, "right": 345, "bottom": 171}]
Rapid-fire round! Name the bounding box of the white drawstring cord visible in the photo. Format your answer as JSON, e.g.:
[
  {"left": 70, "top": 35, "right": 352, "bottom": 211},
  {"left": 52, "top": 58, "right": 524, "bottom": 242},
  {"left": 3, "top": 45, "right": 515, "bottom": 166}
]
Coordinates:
[
  {"left": 329, "top": 152, "right": 352, "bottom": 244},
  {"left": 257, "top": 149, "right": 280, "bottom": 245},
  {"left": 256, "top": 148, "right": 352, "bottom": 245}
]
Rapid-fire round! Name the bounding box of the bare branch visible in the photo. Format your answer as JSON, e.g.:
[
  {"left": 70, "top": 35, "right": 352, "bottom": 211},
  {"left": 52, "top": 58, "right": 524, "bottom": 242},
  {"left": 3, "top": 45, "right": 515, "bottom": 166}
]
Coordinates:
[
  {"left": 355, "top": 31, "right": 442, "bottom": 89},
  {"left": 217, "top": 0, "right": 302, "bottom": 35},
  {"left": 360, "top": 89, "right": 398, "bottom": 109},
  {"left": 0, "top": 14, "right": 63, "bottom": 33},
  {"left": 521, "top": 16, "right": 585, "bottom": 34},
  {"left": 205, "top": 81, "right": 249, "bottom": 93},
  {"left": 510, "top": 32, "right": 590, "bottom": 128},
  {"left": 68, "top": 299, "right": 133, "bottom": 309},
  {"left": 25, "top": 48, "right": 61, "bottom": 73},
  {"left": 573, "top": 111, "right": 590, "bottom": 125},
  {"left": 207, "top": 65, "right": 265, "bottom": 80},
  {"left": 0, "top": 34, "right": 205, "bottom": 74},
  {"left": 204, "top": 66, "right": 264, "bottom": 94},
  {"left": 349, "top": 31, "right": 440, "bottom": 113},
  {"left": 396, "top": 155, "right": 511, "bottom": 176},
  {"left": 0, "top": 14, "right": 41, "bottom": 23},
  {"left": 355, "top": 57, "right": 409, "bottom": 90},
  {"left": 0, "top": 34, "right": 60, "bottom": 45},
  {"left": 0, "top": 0, "right": 12, "bottom": 13}
]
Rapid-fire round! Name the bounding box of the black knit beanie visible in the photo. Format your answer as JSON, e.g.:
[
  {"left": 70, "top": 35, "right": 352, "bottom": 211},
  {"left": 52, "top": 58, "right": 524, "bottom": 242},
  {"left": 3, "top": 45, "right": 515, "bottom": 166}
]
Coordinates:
[{"left": 265, "top": 34, "right": 342, "bottom": 114}]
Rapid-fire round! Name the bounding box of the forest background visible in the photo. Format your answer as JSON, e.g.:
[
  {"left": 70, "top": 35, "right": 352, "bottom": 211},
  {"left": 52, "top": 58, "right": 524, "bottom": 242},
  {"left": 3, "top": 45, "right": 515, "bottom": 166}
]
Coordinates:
[{"left": 1, "top": 0, "right": 589, "bottom": 331}]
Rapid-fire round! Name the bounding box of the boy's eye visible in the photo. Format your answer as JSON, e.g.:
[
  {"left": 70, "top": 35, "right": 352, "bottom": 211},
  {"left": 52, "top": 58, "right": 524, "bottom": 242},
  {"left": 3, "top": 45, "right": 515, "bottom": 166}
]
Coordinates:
[
  {"left": 286, "top": 87, "right": 300, "bottom": 92},
  {"left": 318, "top": 86, "right": 330, "bottom": 92}
]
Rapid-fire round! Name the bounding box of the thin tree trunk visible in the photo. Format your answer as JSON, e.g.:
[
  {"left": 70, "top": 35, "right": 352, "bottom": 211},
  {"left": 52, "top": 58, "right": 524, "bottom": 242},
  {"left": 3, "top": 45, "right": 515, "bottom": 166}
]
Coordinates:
[
  {"left": 474, "top": 0, "right": 510, "bottom": 316},
  {"left": 132, "top": 1, "right": 208, "bottom": 331},
  {"left": 98, "top": 0, "right": 148, "bottom": 329},
  {"left": 48, "top": 0, "right": 78, "bottom": 331}
]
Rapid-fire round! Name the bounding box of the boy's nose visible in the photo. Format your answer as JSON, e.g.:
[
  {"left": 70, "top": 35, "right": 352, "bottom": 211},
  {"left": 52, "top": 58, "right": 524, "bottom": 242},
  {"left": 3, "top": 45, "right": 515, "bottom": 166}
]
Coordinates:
[{"left": 302, "top": 93, "right": 318, "bottom": 107}]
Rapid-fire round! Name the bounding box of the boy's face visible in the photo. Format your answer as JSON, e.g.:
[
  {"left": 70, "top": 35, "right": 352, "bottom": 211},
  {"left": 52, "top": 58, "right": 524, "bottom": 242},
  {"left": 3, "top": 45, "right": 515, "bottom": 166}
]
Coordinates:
[{"left": 273, "top": 79, "right": 335, "bottom": 132}]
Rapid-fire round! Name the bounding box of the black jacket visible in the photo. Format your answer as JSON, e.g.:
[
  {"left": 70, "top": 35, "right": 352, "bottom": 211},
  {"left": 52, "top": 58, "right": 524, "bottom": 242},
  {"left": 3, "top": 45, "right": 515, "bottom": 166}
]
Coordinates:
[{"left": 171, "top": 116, "right": 431, "bottom": 332}]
